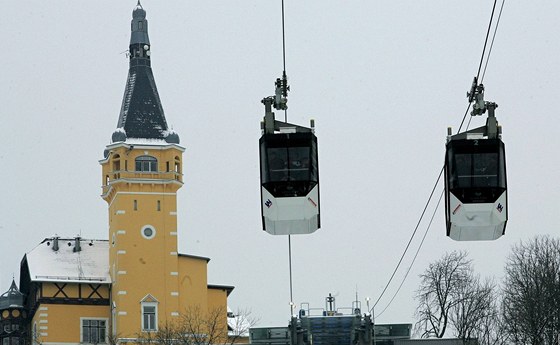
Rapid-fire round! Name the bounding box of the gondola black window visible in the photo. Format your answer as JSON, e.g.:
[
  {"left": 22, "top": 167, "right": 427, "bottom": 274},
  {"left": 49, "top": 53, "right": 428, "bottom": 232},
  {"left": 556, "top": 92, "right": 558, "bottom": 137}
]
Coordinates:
[
  {"left": 261, "top": 133, "right": 318, "bottom": 198},
  {"left": 452, "top": 152, "right": 503, "bottom": 189}
]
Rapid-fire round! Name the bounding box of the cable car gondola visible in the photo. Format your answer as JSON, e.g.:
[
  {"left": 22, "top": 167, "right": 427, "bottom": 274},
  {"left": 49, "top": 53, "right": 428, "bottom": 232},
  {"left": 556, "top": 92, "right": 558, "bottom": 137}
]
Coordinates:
[
  {"left": 259, "top": 79, "right": 320, "bottom": 235},
  {"left": 445, "top": 84, "right": 507, "bottom": 241}
]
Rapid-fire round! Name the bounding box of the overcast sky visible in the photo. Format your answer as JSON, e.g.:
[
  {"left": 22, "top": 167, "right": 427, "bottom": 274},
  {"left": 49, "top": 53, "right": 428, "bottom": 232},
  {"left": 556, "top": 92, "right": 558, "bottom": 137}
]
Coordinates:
[{"left": 2, "top": 0, "right": 559, "bottom": 329}]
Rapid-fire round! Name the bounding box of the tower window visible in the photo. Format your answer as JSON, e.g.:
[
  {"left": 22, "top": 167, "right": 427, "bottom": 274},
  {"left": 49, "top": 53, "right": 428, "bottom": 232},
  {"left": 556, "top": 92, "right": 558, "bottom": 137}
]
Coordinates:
[
  {"left": 134, "top": 200, "right": 138, "bottom": 211},
  {"left": 135, "top": 156, "right": 158, "bottom": 172},
  {"left": 142, "top": 303, "right": 157, "bottom": 331},
  {"left": 81, "top": 319, "right": 107, "bottom": 344},
  {"left": 157, "top": 200, "right": 161, "bottom": 211}
]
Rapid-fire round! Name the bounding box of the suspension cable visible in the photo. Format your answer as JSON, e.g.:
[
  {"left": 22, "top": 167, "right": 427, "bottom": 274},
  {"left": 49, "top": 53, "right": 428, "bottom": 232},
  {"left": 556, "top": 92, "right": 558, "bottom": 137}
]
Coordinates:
[
  {"left": 481, "top": 0, "right": 506, "bottom": 83},
  {"left": 371, "top": 167, "right": 444, "bottom": 311},
  {"left": 476, "top": 0, "right": 498, "bottom": 81},
  {"left": 281, "top": 0, "right": 288, "bottom": 123},
  {"left": 281, "top": 0, "right": 294, "bottom": 314},
  {"left": 281, "top": 0, "right": 287, "bottom": 74},
  {"left": 375, "top": 190, "right": 444, "bottom": 318}
]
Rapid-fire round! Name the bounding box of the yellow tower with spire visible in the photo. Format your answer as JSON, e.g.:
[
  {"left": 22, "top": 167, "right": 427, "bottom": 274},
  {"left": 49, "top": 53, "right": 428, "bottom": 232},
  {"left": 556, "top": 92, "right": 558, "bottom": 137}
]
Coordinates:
[{"left": 99, "top": 2, "right": 232, "bottom": 341}]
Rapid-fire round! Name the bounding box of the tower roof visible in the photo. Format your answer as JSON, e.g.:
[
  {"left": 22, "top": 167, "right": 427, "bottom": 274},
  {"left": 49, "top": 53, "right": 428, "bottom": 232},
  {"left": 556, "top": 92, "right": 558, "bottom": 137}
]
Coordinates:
[
  {"left": 113, "top": 2, "right": 180, "bottom": 145},
  {"left": 0, "top": 279, "right": 24, "bottom": 309}
]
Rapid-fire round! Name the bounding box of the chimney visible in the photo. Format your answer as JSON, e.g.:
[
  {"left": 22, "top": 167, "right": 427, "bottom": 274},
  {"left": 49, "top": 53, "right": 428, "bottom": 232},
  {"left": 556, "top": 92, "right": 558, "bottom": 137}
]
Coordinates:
[
  {"left": 52, "top": 236, "right": 59, "bottom": 252},
  {"left": 73, "top": 236, "right": 82, "bottom": 253}
]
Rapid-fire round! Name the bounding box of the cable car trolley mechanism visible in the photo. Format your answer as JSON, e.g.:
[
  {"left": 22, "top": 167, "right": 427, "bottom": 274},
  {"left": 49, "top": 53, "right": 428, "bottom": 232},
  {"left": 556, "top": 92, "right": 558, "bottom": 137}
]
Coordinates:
[
  {"left": 259, "top": 75, "right": 320, "bottom": 235},
  {"left": 445, "top": 80, "right": 507, "bottom": 241}
]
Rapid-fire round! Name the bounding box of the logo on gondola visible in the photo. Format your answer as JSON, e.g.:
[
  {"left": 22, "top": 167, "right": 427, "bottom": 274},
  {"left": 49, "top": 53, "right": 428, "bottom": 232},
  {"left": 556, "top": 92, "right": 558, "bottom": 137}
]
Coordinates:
[
  {"left": 496, "top": 203, "right": 503, "bottom": 213},
  {"left": 307, "top": 197, "right": 317, "bottom": 207},
  {"left": 452, "top": 204, "right": 461, "bottom": 215},
  {"left": 265, "top": 199, "right": 272, "bottom": 208}
]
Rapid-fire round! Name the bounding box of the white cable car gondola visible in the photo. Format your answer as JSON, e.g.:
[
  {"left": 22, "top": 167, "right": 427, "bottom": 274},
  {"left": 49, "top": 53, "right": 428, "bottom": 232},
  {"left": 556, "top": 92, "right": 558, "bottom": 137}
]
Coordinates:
[
  {"left": 259, "top": 78, "right": 320, "bottom": 235},
  {"left": 445, "top": 83, "right": 507, "bottom": 241}
]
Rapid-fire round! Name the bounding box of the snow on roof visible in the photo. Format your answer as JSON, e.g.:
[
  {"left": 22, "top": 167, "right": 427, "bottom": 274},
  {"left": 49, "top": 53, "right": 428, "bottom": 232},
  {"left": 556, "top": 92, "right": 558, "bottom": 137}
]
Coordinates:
[
  {"left": 125, "top": 137, "right": 170, "bottom": 145},
  {"left": 25, "top": 238, "right": 111, "bottom": 284}
]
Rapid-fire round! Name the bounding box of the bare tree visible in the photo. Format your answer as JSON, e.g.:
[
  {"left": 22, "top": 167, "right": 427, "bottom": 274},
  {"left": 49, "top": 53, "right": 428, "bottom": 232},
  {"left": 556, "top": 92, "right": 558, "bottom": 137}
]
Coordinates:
[
  {"left": 449, "top": 276, "right": 496, "bottom": 340},
  {"left": 474, "top": 299, "right": 510, "bottom": 345},
  {"left": 502, "top": 235, "right": 560, "bottom": 344},
  {"left": 415, "top": 251, "right": 499, "bottom": 341},
  {"left": 136, "top": 306, "right": 258, "bottom": 345},
  {"left": 415, "top": 251, "right": 472, "bottom": 338}
]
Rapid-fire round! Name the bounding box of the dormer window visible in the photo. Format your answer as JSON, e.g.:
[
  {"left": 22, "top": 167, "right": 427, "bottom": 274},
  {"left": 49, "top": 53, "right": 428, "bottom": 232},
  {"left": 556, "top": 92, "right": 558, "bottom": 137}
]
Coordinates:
[{"left": 135, "top": 156, "right": 157, "bottom": 172}]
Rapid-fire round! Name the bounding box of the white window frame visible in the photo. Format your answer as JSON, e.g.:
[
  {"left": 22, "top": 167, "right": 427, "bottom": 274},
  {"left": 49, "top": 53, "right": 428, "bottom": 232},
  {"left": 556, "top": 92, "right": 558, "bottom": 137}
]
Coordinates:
[
  {"left": 141, "top": 302, "right": 158, "bottom": 332},
  {"left": 80, "top": 317, "right": 108, "bottom": 344}
]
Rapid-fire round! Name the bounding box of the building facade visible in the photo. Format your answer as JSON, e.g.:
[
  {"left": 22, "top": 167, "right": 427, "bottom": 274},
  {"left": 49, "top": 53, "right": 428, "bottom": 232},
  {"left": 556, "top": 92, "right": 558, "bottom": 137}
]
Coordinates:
[{"left": 12, "top": 3, "right": 234, "bottom": 344}]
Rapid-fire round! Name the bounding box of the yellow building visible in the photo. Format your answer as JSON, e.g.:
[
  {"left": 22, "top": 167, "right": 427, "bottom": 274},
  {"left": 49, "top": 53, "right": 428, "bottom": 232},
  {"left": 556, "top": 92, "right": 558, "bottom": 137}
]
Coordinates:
[{"left": 16, "top": 3, "right": 236, "bottom": 344}]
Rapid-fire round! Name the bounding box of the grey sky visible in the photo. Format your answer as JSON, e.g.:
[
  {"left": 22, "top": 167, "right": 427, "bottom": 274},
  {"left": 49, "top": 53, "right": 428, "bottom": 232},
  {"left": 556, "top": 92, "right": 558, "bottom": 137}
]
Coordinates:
[{"left": 1, "top": 0, "right": 559, "bottom": 329}]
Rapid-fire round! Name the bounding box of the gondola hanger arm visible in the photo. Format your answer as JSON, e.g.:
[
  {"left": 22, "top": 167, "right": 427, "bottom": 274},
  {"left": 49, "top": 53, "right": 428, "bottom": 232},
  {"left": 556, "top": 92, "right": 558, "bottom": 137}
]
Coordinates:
[{"left": 261, "top": 97, "right": 312, "bottom": 134}]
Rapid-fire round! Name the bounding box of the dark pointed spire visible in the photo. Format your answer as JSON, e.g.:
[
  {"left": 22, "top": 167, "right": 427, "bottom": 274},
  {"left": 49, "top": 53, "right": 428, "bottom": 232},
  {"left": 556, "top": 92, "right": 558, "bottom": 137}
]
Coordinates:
[
  {"left": 0, "top": 279, "right": 24, "bottom": 309},
  {"left": 113, "top": 3, "right": 180, "bottom": 144}
]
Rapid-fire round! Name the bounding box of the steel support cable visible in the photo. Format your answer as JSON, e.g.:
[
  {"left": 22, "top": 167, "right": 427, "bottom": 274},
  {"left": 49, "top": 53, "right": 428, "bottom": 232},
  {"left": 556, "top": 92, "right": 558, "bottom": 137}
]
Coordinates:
[
  {"left": 280, "top": 0, "right": 294, "bottom": 312},
  {"left": 374, "top": 189, "right": 445, "bottom": 319},
  {"left": 476, "top": 0, "right": 498, "bottom": 81},
  {"left": 281, "top": 0, "right": 287, "bottom": 73},
  {"left": 371, "top": 167, "right": 444, "bottom": 312},
  {"left": 281, "top": 0, "right": 288, "bottom": 123},
  {"left": 481, "top": 0, "right": 506, "bottom": 83}
]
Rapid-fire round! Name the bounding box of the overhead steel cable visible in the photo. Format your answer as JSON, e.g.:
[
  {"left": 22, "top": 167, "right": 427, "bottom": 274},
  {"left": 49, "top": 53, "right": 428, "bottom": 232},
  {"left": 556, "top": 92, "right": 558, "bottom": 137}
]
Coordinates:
[
  {"left": 281, "top": 0, "right": 287, "bottom": 74},
  {"left": 371, "top": 0, "right": 504, "bottom": 316},
  {"left": 375, "top": 189, "right": 445, "bottom": 319},
  {"left": 371, "top": 167, "right": 444, "bottom": 312},
  {"left": 279, "top": 0, "right": 294, "bottom": 315},
  {"left": 476, "top": 0, "right": 498, "bottom": 81},
  {"left": 281, "top": 0, "right": 288, "bottom": 123},
  {"left": 481, "top": 0, "right": 506, "bottom": 83}
]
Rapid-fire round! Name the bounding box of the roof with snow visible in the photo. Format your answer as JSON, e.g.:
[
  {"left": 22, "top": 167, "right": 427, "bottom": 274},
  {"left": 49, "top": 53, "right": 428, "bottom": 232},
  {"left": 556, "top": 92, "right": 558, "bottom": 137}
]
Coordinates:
[
  {"left": 112, "top": 3, "right": 180, "bottom": 145},
  {"left": 23, "top": 238, "right": 111, "bottom": 284}
]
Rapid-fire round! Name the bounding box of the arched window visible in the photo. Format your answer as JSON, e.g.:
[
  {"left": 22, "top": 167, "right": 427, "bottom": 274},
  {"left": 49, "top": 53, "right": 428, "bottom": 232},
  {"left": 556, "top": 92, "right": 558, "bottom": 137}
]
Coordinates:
[{"left": 135, "top": 156, "right": 157, "bottom": 172}]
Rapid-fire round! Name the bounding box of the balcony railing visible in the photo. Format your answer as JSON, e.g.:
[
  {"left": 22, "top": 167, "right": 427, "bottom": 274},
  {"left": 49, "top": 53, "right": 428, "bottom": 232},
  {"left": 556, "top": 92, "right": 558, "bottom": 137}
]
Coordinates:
[{"left": 102, "top": 170, "right": 183, "bottom": 194}]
